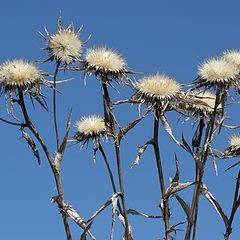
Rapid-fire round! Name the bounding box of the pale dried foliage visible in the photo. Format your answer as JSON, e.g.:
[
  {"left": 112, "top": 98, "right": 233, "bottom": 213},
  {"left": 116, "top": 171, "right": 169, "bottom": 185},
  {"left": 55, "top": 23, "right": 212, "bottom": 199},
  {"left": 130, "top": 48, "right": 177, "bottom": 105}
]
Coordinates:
[
  {"left": 2, "top": 16, "right": 240, "bottom": 240},
  {"left": 191, "top": 91, "right": 219, "bottom": 113}
]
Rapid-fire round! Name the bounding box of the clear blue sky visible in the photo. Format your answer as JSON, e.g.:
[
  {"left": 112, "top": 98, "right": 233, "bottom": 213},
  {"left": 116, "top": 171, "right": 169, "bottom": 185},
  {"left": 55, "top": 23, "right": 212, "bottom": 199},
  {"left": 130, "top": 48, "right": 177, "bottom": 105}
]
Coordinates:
[{"left": 1, "top": 0, "right": 240, "bottom": 239}]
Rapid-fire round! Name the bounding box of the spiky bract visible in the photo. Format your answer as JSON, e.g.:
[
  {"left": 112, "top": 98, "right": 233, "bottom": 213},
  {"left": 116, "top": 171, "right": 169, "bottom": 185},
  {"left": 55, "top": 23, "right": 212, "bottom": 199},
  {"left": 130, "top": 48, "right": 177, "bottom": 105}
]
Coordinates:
[
  {"left": 44, "top": 19, "right": 82, "bottom": 64},
  {"left": 184, "top": 91, "right": 220, "bottom": 117},
  {"left": 132, "top": 74, "right": 182, "bottom": 110},
  {"left": 223, "top": 135, "right": 240, "bottom": 157},
  {"left": 83, "top": 47, "right": 130, "bottom": 82}
]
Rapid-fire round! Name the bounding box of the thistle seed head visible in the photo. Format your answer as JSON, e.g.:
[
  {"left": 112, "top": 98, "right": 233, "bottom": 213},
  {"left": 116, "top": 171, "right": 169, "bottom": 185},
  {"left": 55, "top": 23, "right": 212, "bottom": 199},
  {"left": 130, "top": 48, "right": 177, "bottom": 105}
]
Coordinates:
[
  {"left": 0, "top": 59, "right": 44, "bottom": 94},
  {"left": 83, "top": 47, "right": 130, "bottom": 82},
  {"left": 132, "top": 74, "right": 182, "bottom": 110},
  {"left": 223, "top": 50, "right": 240, "bottom": 69},
  {"left": 74, "top": 115, "right": 109, "bottom": 143},
  {"left": 222, "top": 135, "right": 240, "bottom": 158},
  {"left": 43, "top": 17, "right": 83, "bottom": 64},
  {"left": 229, "top": 135, "right": 240, "bottom": 147},
  {"left": 198, "top": 58, "right": 239, "bottom": 86}
]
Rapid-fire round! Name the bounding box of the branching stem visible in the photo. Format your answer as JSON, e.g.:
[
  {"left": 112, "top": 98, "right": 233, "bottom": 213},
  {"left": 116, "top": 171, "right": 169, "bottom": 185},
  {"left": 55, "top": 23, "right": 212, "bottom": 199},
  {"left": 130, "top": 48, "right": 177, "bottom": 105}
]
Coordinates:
[
  {"left": 101, "top": 80, "right": 131, "bottom": 240},
  {"left": 18, "top": 90, "right": 72, "bottom": 240}
]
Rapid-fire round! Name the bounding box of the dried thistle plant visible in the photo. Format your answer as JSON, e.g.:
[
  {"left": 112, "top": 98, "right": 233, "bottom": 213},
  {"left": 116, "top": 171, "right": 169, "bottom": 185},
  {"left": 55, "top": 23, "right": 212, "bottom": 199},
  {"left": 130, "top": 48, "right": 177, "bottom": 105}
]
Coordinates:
[{"left": 2, "top": 14, "right": 240, "bottom": 240}]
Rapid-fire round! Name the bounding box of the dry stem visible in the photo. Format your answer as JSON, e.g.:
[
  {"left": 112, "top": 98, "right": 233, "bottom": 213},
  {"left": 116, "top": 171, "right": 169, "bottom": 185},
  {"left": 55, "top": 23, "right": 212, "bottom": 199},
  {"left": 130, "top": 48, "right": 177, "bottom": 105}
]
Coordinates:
[
  {"left": 101, "top": 80, "right": 131, "bottom": 240},
  {"left": 152, "top": 110, "right": 171, "bottom": 240},
  {"left": 18, "top": 90, "right": 72, "bottom": 240}
]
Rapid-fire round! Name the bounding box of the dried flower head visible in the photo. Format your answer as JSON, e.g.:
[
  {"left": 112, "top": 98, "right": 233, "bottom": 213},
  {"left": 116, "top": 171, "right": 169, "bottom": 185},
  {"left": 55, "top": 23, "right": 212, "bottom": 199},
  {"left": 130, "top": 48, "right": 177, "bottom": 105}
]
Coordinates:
[
  {"left": 132, "top": 74, "right": 182, "bottom": 110},
  {"left": 83, "top": 47, "right": 130, "bottom": 82},
  {"left": 229, "top": 135, "right": 240, "bottom": 147},
  {"left": 222, "top": 135, "right": 240, "bottom": 157},
  {"left": 222, "top": 50, "right": 240, "bottom": 69},
  {"left": 74, "top": 115, "right": 109, "bottom": 145},
  {"left": 43, "top": 17, "right": 82, "bottom": 64},
  {"left": 0, "top": 59, "right": 45, "bottom": 94},
  {"left": 185, "top": 91, "right": 220, "bottom": 117},
  {"left": 197, "top": 58, "right": 239, "bottom": 87}
]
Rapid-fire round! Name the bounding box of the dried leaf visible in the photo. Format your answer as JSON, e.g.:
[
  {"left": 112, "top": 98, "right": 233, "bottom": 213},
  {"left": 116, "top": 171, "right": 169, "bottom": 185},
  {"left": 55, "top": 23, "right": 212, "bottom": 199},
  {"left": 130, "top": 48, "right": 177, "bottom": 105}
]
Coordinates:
[
  {"left": 225, "top": 161, "right": 240, "bottom": 172},
  {"left": 201, "top": 183, "right": 228, "bottom": 227},
  {"left": 63, "top": 204, "right": 96, "bottom": 240},
  {"left": 87, "top": 192, "right": 121, "bottom": 224},
  {"left": 168, "top": 221, "right": 185, "bottom": 234},
  {"left": 172, "top": 154, "right": 179, "bottom": 183},
  {"left": 174, "top": 194, "right": 190, "bottom": 221},
  {"left": 166, "top": 182, "right": 195, "bottom": 198},
  {"left": 110, "top": 193, "right": 119, "bottom": 240},
  {"left": 33, "top": 94, "right": 48, "bottom": 111},
  {"left": 117, "top": 213, "right": 133, "bottom": 240},
  {"left": 182, "top": 133, "right": 194, "bottom": 157},
  {"left": 131, "top": 141, "right": 151, "bottom": 168},
  {"left": 159, "top": 114, "right": 181, "bottom": 146},
  {"left": 119, "top": 110, "right": 150, "bottom": 141},
  {"left": 58, "top": 110, "right": 72, "bottom": 155},
  {"left": 54, "top": 110, "right": 72, "bottom": 171},
  {"left": 127, "top": 209, "right": 161, "bottom": 219},
  {"left": 21, "top": 129, "right": 41, "bottom": 165}
]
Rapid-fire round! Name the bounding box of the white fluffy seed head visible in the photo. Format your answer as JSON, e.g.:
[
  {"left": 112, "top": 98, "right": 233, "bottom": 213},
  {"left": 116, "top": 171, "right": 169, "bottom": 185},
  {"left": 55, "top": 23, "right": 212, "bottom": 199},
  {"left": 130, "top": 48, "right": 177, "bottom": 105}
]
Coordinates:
[
  {"left": 0, "top": 59, "right": 42, "bottom": 90},
  {"left": 198, "top": 58, "right": 239, "bottom": 83},
  {"left": 75, "top": 115, "right": 107, "bottom": 138},
  {"left": 48, "top": 29, "right": 82, "bottom": 64},
  {"left": 229, "top": 135, "right": 240, "bottom": 147},
  {"left": 136, "top": 74, "right": 181, "bottom": 98},
  {"left": 222, "top": 50, "right": 240, "bottom": 68},
  {"left": 85, "top": 47, "right": 126, "bottom": 72}
]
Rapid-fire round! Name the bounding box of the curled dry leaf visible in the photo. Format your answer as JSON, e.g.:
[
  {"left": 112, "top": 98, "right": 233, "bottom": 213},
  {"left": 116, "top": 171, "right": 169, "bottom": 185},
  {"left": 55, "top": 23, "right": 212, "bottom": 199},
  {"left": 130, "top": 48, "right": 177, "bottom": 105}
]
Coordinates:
[
  {"left": 159, "top": 114, "right": 182, "bottom": 146},
  {"left": 131, "top": 140, "right": 151, "bottom": 168},
  {"left": 54, "top": 110, "right": 72, "bottom": 171},
  {"left": 174, "top": 194, "right": 191, "bottom": 221},
  {"left": 21, "top": 129, "right": 41, "bottom": 165},
  {"left": 201, "top": 183, "right": 228, "bottom": 227},
  {"left": 127, "top": 209, "right": 161, "bottom": 219},
  {"left": 117, "top": 212, "right": 133, "bottom": 240},
  {"left": 165, "top": 182, "right": 195, "bottom": 199},
  {"left": 110, "top": 193, "right": 119, "bottom": 240},
  {"left": 62, "top": 203, "right": 96, "bottom": 240}
]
